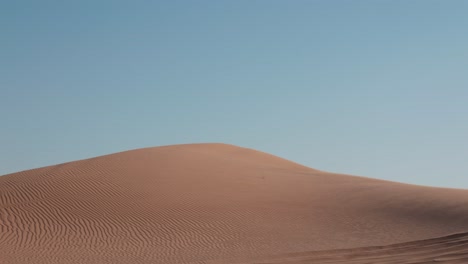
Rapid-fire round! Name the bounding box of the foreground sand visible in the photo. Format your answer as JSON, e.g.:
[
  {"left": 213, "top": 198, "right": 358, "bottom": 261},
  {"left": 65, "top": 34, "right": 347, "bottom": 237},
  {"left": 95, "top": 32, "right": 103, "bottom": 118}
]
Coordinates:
[{"left": 1, "top": 143, "right": 468, "bottom": 263}]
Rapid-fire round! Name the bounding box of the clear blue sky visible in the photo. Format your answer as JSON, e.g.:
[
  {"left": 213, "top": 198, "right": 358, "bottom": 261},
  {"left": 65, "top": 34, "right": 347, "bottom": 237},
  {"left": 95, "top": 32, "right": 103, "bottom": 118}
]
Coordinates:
[{"left": 1, "top": 1, "right": 467, "bottom": 188}]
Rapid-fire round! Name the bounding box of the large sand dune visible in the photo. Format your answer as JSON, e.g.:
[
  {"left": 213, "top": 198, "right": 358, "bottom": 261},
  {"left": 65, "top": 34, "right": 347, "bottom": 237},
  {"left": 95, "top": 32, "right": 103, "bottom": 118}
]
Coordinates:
[{"left": 1, "top": 143, "right": 468, "bottom": 263}]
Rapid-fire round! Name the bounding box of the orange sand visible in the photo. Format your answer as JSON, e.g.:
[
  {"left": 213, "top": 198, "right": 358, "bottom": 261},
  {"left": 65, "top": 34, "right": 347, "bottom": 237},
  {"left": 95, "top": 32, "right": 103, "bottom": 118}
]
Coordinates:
[{"left": 1, "top": 143, "right": 468, "bottom": 263}]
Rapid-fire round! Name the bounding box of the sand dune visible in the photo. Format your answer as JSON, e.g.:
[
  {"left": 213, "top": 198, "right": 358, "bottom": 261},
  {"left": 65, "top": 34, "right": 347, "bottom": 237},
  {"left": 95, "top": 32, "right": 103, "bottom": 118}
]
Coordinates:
[
  {"left": 1, "top": 143, "right": 468, "bottom": 263},
  {"left": 238, "top": 232, "right": 468, "bottom": 264}
]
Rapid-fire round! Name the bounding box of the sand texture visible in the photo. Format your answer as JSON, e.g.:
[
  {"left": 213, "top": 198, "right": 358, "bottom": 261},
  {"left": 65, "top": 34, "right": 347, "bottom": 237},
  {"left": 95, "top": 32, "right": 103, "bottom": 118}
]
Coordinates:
[{"left": 1, "top": 143, "right": 468, "bottom": 263}]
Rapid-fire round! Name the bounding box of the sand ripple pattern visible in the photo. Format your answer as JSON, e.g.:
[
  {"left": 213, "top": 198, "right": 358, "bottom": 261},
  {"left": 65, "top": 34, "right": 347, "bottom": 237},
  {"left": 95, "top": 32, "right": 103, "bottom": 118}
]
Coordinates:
[
  {"left": 1, "top": 144, "right": 468, "bottom": 263},
  {"left": 245, "top": 232, "right": 468, "bottom": 264}
]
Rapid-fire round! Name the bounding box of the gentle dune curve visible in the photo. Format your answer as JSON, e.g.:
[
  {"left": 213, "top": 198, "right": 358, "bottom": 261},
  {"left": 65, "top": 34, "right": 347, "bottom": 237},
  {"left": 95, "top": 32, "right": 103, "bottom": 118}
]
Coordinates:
[
  {"left": 239, "top": 232, "right": 468, "bottom": 264},
  {"left": 1, "top": 143, "right": 468, "bottom": 263}
]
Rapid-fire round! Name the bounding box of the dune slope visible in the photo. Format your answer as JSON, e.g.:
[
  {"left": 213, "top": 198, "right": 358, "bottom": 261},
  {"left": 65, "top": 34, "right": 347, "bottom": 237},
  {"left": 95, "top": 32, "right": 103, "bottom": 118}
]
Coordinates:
[{"left": 1, "top": 143, "right": 468, "bottom": 263}]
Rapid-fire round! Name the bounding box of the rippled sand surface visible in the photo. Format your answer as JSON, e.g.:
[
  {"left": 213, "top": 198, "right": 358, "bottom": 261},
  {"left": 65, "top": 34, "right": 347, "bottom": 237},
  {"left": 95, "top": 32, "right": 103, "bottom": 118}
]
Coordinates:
[{"left": 2, "top": 143, "right": 468, "bottom": 263}]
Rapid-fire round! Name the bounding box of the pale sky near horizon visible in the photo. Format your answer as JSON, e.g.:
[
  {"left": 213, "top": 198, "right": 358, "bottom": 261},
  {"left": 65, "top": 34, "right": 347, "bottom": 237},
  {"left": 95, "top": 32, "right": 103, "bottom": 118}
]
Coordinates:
[{"left": 1, "top": 1, "right": 468, "bottom": 188}]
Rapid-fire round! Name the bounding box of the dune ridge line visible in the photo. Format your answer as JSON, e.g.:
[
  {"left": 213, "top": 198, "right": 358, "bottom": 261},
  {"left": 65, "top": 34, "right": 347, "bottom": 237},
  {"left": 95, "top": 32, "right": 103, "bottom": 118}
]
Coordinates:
[{"left": 1, "top": 143, "right": 468, "bottom": 263}]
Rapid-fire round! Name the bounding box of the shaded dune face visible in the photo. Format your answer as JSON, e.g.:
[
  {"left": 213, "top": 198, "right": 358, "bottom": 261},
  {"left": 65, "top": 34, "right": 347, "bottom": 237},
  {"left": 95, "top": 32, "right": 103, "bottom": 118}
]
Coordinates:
[{"left": 1, "top": 143, "right": 468, "bottom": 264}]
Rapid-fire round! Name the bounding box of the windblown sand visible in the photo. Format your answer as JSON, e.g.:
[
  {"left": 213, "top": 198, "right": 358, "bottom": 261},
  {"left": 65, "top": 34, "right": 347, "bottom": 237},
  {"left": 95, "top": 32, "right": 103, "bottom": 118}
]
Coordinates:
[{"left": 1, "top": 143, "right": 468, "bottom": 263}]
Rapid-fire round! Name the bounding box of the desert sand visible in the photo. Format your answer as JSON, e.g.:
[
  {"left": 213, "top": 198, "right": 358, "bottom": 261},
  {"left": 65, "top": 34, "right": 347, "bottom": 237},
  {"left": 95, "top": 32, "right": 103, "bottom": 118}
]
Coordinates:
[{"left": 1, "top": 143, "right": 468, "bottom": 263}]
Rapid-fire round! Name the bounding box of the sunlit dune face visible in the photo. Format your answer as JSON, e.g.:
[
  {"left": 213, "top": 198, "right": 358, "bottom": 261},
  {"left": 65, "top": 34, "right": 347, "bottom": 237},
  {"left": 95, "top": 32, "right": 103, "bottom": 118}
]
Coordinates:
[{"left": 1, "top": 143, "right": 468, "bottom": 264}]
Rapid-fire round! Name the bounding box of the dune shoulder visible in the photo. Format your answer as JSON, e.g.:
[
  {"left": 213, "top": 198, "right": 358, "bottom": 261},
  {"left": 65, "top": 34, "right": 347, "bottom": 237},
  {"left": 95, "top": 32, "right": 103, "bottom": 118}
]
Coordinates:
[{"left": 1, "top": 143, "right": 468, "bottom": 263}]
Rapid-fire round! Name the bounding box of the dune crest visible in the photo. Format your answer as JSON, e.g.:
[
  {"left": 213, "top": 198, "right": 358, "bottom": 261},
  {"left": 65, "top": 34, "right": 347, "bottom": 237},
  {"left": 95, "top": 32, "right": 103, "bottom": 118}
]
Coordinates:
[{"left": 1, "top": 143, "right": 468, "bottom": 263}]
